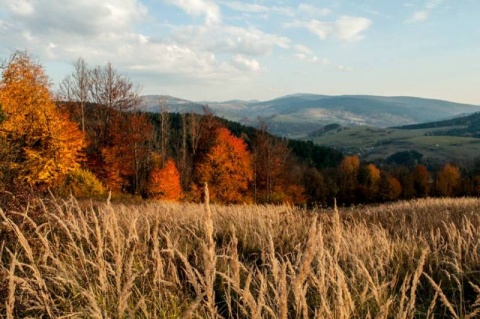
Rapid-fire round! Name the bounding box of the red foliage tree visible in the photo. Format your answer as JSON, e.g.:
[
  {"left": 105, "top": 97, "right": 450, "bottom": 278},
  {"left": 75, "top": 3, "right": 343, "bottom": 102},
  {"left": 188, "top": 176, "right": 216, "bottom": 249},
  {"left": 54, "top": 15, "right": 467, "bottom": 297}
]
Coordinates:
[
  {"left": 148, "top": 158, "right": 183, "bottom": 201},
  {"left": 101, "top": 112, "right": 154, "bottom": 193},
  {"left": 197, "top": 127, "right": 253, "bottom": 203}
]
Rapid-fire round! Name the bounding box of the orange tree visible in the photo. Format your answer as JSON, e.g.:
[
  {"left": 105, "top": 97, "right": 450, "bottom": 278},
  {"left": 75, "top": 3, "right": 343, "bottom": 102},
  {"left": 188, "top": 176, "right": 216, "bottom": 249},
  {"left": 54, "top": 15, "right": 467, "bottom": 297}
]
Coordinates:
[
  {"left": 147, "top": 158, "right": 183, "bottom": 201},
  {"left": 436, "top": 163, "right": 461, "bottom": 197},
  {"left": 101, "top": 112, "right": 154, "bottom": 193},
  {"left": 337, "top": 155, "right": 360, "bottom": 204},
  {"left": 0, "top": 52, "right": 84, "bottom": 189},
  {"left": 197, "top": 127, "right": 253, "bottom": 203}
]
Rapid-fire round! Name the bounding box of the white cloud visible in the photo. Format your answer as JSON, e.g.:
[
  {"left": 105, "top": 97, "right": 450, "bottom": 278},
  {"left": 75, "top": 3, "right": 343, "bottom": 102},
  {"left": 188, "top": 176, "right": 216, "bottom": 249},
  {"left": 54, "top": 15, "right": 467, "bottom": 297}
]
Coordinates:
[
  {"left": 287, "top": 16, "right": 372, "bottom": 42},
  {"left": 337, "top": 65, "right": 354, "bottom": 72},
  {"left": 406, "top": 0, "right": 444, "bottom": 23},
  {"left": 166, "top": 0, "right": 221, "bottom": 25},
  {"left": 219, "top": 1, "right": 269, "bottom": 13},
  {"left": 426, "top": 0, "right": 444, "bottom": 9},
  {"left": 172, "top": 25, "right": 290, "bottom": 56},
  {"left": 298, "top": 4, "right": 331, "bottom": 17},
  {"left": 2, "top": 0, "right": 147, "bottom": 35},
  {"left": 4, "top": 0, "right": 35, "bottom": 16},
  {"left": 0, "top": 0, "right": 288, "bottom": 95},
  {"left": 409, "top": 11, "right": 429, "bottom": 22},
  {"left": 293, "top": 44, "right": 329, "bottom": 64},
  {"left": 0, "top": 0, "right": 237, "bottom": 80},
  {"left": 294, "top": 44, "right": 312, "bottom": 55},
  {"left": 231, "top": 55, "right": 261, "bottom": 72},
  {"left": 295, "top": 53, "right": 330, "bottom": 65},
  {"left": 335, "top": 16, "right": 372, "bottom": 41}
]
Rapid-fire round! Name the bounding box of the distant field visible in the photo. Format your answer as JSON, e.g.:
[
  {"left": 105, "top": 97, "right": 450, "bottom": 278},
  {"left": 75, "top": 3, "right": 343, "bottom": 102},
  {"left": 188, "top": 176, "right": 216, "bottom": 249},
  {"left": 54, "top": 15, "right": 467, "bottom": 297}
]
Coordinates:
[
  {"left": 2, "top": 196, "right": 480, "bottom": 318},
  {"left": 307, "top": 125, "right": 480, "bottom": 162}
]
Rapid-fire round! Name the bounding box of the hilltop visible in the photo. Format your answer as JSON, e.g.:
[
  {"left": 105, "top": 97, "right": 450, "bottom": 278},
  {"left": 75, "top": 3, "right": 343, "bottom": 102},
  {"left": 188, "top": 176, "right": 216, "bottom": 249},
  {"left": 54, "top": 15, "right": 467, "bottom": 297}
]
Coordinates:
[{"left": 140, "top": 94, "right": 480, "bottom": 138}]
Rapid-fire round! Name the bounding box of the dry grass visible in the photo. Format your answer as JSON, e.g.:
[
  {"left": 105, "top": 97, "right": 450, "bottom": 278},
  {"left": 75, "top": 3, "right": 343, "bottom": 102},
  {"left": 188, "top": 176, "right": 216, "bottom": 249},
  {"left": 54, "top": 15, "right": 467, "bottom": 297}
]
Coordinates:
[{"left": 1, "top": 196, "right": 480, "bottom": 318}]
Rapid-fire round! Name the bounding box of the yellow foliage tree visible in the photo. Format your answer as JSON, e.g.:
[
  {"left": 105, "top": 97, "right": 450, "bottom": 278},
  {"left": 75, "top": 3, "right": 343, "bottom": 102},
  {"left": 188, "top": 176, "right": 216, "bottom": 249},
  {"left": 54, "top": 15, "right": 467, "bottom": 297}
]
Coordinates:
[{"left": 0, "top": 52, "right": 85, "bottom": 188}]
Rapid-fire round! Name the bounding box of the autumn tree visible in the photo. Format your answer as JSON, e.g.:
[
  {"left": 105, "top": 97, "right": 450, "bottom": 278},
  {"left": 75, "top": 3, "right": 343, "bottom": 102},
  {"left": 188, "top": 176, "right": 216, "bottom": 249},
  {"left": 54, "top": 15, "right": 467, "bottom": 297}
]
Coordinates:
[
  {"left": 148, "top": 157, "right": 183, "bottom": 201},
  {"left": 412, "top": 164, "right": 430, "bottom": 197},
  {"left": 102, "top": 112, "right": 154, "bottom": 193},
  {"left": 378, "top": 173, "right": 402, "bottom": 202},
  {"left": 436, "top": 163, "right": 461, "bottom": 197},
  {"left": 337, "top": 155, "right": 360, "bottom": 204},
  {"left": 252, "top": 121, "right": 305, "bottom": 204},
  {"left": 58, "top": 59, "right": 149, "bottom": 194},
  {"left": 197, "top": 127, "right": 253, "bottom": 203},
  {"left": 302, "top": 166, "right": 328, "bottom": 205},
  {"left": 357, "top": 163, "right": 381, "bottom": 202},
  {"left": 0, "top": 52, "right": 85, "bottom": 189}
]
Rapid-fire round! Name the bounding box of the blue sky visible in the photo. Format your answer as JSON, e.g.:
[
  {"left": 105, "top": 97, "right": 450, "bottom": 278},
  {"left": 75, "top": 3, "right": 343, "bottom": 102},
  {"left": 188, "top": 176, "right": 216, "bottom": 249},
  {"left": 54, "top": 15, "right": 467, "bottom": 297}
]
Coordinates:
[{"left": 0, "top": 0, "right": 479, "bottom": 104}]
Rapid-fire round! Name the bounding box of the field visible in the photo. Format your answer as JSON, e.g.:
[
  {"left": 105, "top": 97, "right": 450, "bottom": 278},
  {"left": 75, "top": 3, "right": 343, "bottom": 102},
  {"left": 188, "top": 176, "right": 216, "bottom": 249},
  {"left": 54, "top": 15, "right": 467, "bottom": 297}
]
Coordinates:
[
  {"left": 307, "top": 125, "right": 480, "bottom": 162},
  {"left": 1, "top": 194, "right": 480, "bottom": 318}
]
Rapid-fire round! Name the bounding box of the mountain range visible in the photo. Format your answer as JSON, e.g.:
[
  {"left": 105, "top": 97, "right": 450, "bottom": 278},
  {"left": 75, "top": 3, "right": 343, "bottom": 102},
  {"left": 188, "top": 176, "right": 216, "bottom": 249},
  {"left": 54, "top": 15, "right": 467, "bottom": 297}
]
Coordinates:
[{"left": 139, "top": 94, "right": 480, "bottom": 138}]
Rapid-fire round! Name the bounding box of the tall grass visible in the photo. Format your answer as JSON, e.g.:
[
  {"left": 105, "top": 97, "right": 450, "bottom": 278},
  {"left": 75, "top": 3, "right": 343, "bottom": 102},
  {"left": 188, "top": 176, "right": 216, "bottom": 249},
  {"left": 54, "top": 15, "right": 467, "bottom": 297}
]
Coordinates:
[{"left": 1, "top": 196, "right": 480, "bottom": 318}]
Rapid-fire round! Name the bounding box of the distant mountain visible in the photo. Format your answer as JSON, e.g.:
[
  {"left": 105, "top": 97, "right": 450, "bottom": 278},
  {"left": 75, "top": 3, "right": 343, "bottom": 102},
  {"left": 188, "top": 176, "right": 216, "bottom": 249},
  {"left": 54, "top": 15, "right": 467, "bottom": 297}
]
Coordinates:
[
  {"left": 139, "top": 94, "right": 480, "bottom": 138},
  {"left": 139, "top": 95, "right": 205, "bottom": 113}
]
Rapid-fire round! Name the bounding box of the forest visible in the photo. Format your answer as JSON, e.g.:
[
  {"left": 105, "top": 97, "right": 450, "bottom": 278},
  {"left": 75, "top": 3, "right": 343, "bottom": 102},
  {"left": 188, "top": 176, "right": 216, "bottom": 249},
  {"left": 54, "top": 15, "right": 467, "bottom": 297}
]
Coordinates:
[{"left": 1, "top": 52, "right": 480, "bottom": 207}]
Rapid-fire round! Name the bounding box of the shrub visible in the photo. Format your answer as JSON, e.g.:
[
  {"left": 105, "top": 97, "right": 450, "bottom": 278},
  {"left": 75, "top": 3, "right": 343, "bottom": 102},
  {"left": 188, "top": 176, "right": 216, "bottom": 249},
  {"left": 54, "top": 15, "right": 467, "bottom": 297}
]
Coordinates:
[{"left": 57, "top": 168, "right": 106, "bottom": 198}]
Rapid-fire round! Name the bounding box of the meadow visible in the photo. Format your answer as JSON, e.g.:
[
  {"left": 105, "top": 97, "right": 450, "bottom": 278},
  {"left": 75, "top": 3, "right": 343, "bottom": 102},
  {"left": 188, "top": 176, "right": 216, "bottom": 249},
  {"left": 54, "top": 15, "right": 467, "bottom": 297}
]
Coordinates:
[
  {"left": 1, "top": 192, "right": 480, "bottom": 318},
  {"left": 307, "top": 125, "right": 480, "bottom": 162}
]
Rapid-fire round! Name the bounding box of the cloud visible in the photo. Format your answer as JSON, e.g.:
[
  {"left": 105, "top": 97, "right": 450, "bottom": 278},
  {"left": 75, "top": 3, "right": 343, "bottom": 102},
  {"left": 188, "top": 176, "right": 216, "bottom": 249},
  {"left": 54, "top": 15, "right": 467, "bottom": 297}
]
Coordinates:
[
  {"left": 298, "top": 4, "right": 331, "bottom": 17},
  {"left": 406, "top": 0, "right": 444, "bottom": 23},
  {"left": 4, "top": 0, "right": 35, "bottom": 16},
  {"left": 409, "top": 11, "right": 429, "bottom": 22},
  {"left": 0, "top": 0, "right": 287, "bottom": 95},
  {"left": 293, "top": 44, "right": 329, "bottom": 64},
  {"left": 0, "top": 0, "right": 236, "bottom": 80},
  {"left": 219, "top": 1, "right": 269, "bottom": 13},
  {"left": 2, "top": 0, "right": 147, "bottom": 36},
  {"left": 287, "top": 16, "right": 372, "bottom": 42},
  {"left": 294, "top": 44, "right": 312, "bottom": 55},
  {"left": 337, "top": 65, "right": 354, "bottom": 72},
  {"left": 231, "top": 55, "right": 261, "bottom": 72},
  {"left": 295, "top": 53, "right": 330, "bottom": 65},
  {"left": 166, "top": 0, "right": 221, "bottom": 25},
  {"left": 335, "top": 16, "right": 372, "bottom": 41},
  {"left": 172, "top": 25, "right": 290, "bottom": 56}
]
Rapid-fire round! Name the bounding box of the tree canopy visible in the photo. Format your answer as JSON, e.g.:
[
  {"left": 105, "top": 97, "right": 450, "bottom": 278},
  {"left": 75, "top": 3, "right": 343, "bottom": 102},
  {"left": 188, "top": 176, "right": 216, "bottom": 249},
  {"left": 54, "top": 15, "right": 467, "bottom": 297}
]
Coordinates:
[{"left": 0, "top": 52, "right": 85, "bottom": 189}]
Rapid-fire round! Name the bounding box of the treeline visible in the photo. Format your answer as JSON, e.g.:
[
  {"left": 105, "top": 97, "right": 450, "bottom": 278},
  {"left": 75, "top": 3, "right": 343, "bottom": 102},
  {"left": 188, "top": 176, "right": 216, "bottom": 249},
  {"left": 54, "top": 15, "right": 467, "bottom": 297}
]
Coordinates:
[
  {"left": 0, "top": 52, "right": 344, "bottom": 205},
  {"left": 397, "top": 111, "right": 480, "bottom": 137},
  {"left": 2, "top": 52, "right": 480, "bottom": 206}
]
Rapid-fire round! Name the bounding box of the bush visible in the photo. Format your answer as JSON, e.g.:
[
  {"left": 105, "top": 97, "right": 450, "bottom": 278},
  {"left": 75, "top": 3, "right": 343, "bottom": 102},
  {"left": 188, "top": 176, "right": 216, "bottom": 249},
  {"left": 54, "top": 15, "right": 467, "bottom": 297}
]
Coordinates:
[{"left": 57, "top": 168, "right": 106, "bottom": 198}]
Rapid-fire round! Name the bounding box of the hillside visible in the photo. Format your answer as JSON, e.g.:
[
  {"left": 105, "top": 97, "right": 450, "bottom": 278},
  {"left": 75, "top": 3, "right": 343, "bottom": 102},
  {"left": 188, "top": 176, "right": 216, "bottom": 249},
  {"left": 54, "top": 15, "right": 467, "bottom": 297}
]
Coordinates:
[
  {"left": 307, "top": 124, "right": 480, "bottom": 164},
  {"left": 396, "top": 111, "right": 480, "bottom": 137},
  {"left": 140, "top": 94, "right": 480, "bottom": 138}
]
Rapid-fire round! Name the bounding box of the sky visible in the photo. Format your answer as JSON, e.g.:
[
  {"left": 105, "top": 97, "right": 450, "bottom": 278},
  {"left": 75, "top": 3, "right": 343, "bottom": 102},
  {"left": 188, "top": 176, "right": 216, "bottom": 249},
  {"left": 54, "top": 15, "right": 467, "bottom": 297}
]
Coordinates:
[{"left": 0, "top": 0, "right": 479, "bottom": 104}]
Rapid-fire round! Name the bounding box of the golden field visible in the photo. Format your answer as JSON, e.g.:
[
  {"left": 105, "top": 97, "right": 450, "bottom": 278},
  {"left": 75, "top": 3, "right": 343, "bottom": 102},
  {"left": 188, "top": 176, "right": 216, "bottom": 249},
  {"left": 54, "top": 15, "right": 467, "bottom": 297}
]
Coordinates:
[{"left": 1, "top": 194, "right": 480, "bottom": 318}]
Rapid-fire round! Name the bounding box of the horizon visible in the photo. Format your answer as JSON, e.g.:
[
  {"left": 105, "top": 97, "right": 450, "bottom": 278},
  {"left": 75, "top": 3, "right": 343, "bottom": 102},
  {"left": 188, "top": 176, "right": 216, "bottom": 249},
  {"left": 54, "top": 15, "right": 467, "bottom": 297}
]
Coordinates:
[
  {"left": 1, "top": 0, "right": 479, "bottom": 105},
  {"left": 142, "top": 92, "right": 480, "bottom": 106}
]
